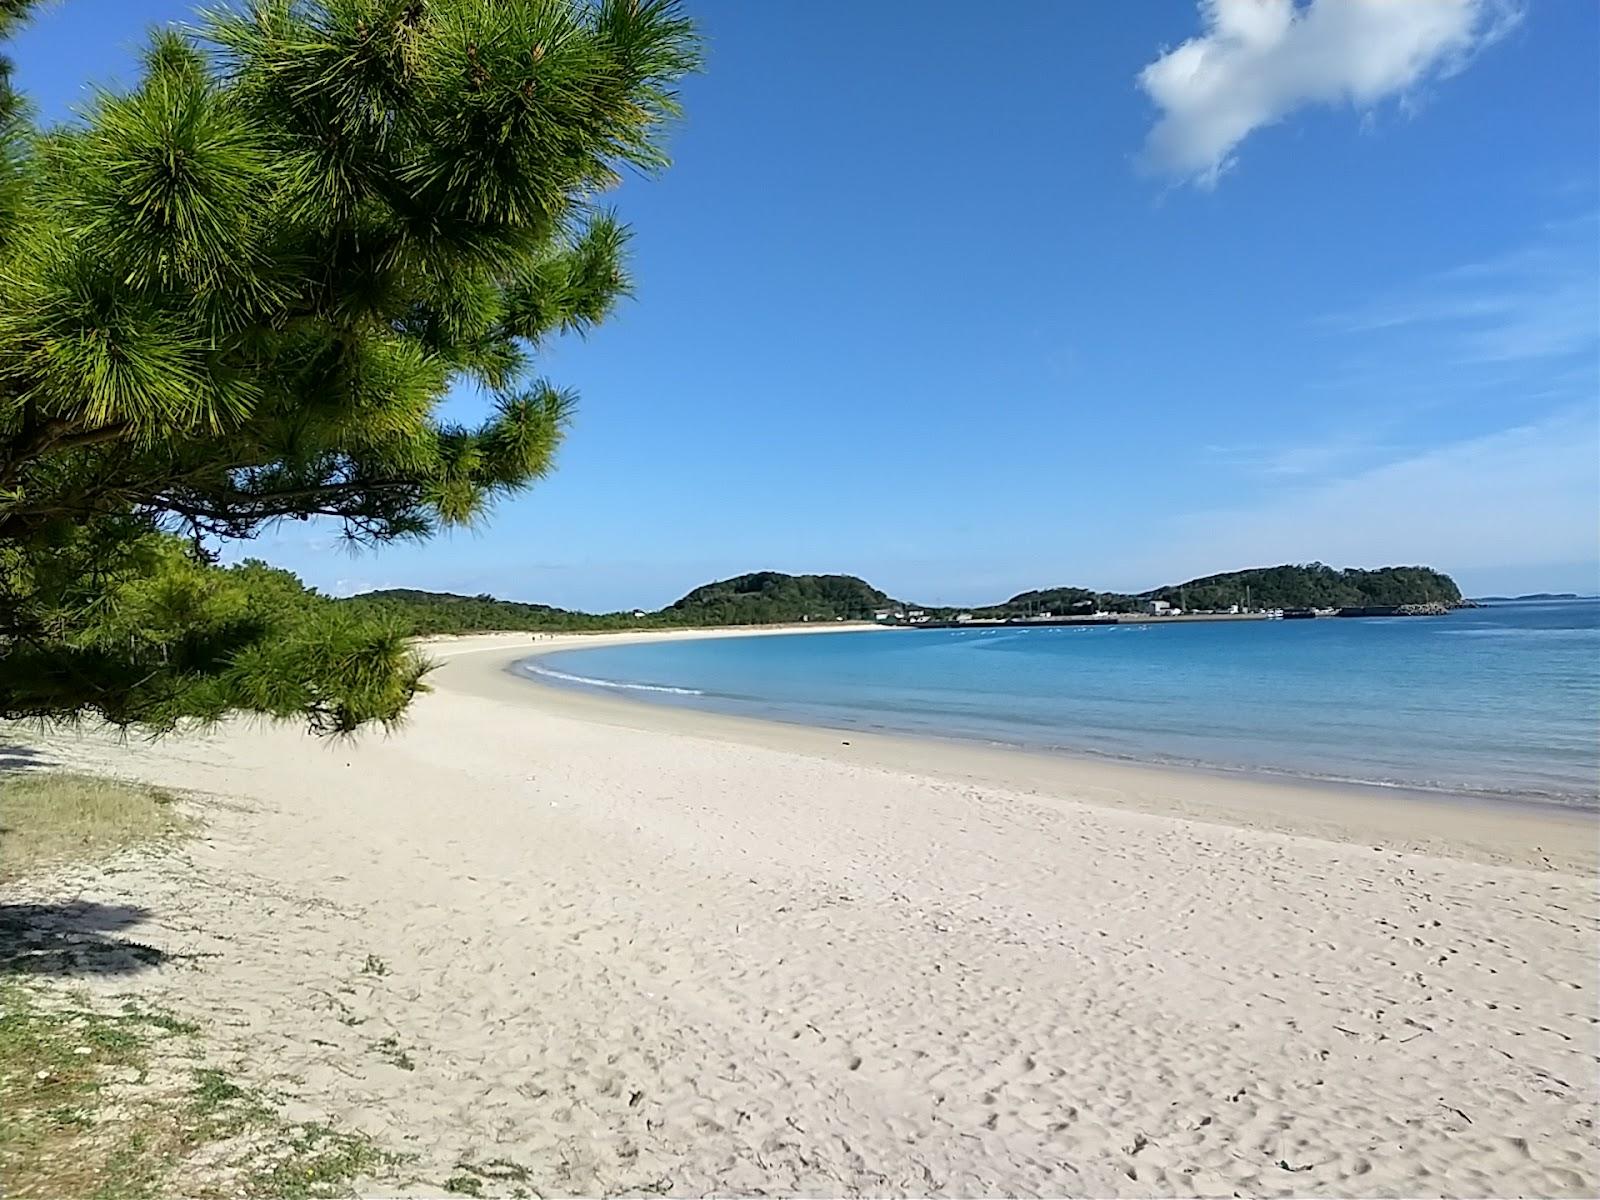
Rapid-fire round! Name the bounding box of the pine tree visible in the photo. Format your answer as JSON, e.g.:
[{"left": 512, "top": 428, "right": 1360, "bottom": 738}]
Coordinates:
[{"left": 0, "top": 0, "right": 698, "bottom": 733}]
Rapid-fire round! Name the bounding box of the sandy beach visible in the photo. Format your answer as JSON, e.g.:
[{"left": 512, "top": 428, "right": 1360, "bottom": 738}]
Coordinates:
[{"left": 10, "top": 628, "right": 1598, "bottom": 1197}]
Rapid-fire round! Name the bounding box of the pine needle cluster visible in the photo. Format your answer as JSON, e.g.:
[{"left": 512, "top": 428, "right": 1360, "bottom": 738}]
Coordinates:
[{"left": 0, "top": 0, "right": 698, "bottom": 733}]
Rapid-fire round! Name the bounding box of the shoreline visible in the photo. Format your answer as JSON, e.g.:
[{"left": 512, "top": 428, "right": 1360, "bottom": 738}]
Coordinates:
[
  {"left": 15, "top": 627, "right": 1599, "bottom": 1195},
  {"left": 518, "top": 637, "right": 1597, "bottom": 817},
  {"left": 425, "top": 629, "right": 1599, "bottom": 875}
]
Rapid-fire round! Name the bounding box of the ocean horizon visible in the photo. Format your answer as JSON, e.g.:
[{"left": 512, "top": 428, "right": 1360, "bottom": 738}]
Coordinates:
[{"left": 518, "top": 598, "right": 1600, "bottom": 809}]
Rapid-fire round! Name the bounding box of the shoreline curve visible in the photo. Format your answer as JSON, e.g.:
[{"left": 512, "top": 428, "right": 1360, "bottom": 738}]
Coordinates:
[{"left": 421, "top": 628, "right": 1598, "bottom": 875}]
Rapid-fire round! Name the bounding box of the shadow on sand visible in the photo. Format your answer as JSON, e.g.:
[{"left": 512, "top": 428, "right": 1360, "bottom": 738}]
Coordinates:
[
  {"left": 0, "top": 901, "right": 169, "bottom": 976},
  {"left": 0, "top": 741, "right": 54, "bottom": 775},
  {"left": 2, "top": 741, "right": 174, "bottom": 977}
]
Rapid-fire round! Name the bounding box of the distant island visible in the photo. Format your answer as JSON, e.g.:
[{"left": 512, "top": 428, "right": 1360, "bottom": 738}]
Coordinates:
[
  {"left": 346, "top": 563, "right": 1465, "bottom": 635},
  {"left": 1470, "top": 593, "right": 1591, "bottom": 603}
]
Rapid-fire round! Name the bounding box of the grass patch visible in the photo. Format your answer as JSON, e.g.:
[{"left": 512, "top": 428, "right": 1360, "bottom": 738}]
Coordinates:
[
  {"left": 0, "top": 979, "right": 406, "bottom": 1197},
  {"left": 243, "top": 1121, "right": 402, "bottom": 1200},
  {"left": 0, "top": 774, "right": 409, "bottom": 1196},
  {"left": 0, "top": 978, "right": 192, "bottom": 1199},
  {"left": 189, "top": 1066, "right": 277, "bottom": 1140},
  {"left": 0, "top": 772, "right": 190, "bottom": 885},
  {"left": 0, "top": 770, "right": 403, "bottom": 1197}
]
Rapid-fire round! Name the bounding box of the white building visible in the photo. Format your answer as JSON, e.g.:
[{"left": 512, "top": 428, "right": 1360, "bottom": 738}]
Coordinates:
[{"left": 1145, "top": 599, "right": 1172, "bottom": 615}]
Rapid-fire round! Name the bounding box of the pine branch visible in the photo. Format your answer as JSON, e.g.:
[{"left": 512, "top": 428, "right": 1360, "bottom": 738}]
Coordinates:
[{"left": 0, "top": 418, "right": 133, "bottom": 488}]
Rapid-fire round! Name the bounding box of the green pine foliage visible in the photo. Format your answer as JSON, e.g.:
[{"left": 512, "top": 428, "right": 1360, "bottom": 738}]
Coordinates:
[
  {"left": 0, "top": 0, "right": 698, "bottom": 733},
  {"left": 1, "top": 528, "right": 428, "bottom": 733}
]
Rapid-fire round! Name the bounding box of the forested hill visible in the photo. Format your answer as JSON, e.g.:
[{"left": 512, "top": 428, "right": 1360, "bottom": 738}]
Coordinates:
[
  {"left": 343, "top": 573, "right": 895, "bottom": 633},
  {"left": 345, "top": 589, "right": 640, "bottom": 634},
  {"left": 958, "top": 565, "right": 1461, "bottom": 618},
  {"left": 344, "top": 564, "right": 1462, "bottom": 634},
  {"left": 664, "top": 572, "right": 892, "bottom": 624},
  {"left": 1142, "top": 564, "right": 1462, "bottom": 611}
]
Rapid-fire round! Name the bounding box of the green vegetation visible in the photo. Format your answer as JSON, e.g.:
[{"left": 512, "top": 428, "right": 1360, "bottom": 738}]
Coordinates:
[
  {"left": 243, "top": 1121, "right": 400, "bottom": 1200},
  {"left": 336, "top": 562, "right": 1465, "bottom": 634},
  {"left": 662, "top": 571, "right": 891, "bottom": 624},
  {"left": 1139, "top": 564, "right": 1462, "bottom": 612},
  {"left": 344, "top": 571, "right": 896, "bottom": 632},
  {"left": 346, "top": 588, "right": 645, "bottom": 635},
  {"left": 2, "top": 549, "right": 429, "bottom": 735},
  {"left": 0, "top": 981, "right": 403, "bottom": 1198},
  {"left": 0, "top": 769, "right": 402, "bottom": 1197},
  {"left": 981, "top": 586, "right": 1103, "bottom": 617},
  {"left": 0, "top": 771, "right": 190, "bottom": 885},
  {"left": 957, "top": 563, "right": 1464, "bottom": 617},
  {"left": 1, "top": 982, "right": 195, "bottom": 1200},
  {"left": 0, "top": 0, "right": 698, "bottom": 735}
]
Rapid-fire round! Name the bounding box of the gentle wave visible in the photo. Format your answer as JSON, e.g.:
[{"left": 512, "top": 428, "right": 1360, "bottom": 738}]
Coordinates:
[
  {"left": 525, "top": 663, "right": 706, "bottom": 696},
  {"left": 741, "top": 703, "right": 1598, "bottom": 808},
  {"left": 518, "top": 602, "right": 1600, "bottom": 805},
  {"left": 524, "top": 664, "right": 1595, "bottom": 807}
]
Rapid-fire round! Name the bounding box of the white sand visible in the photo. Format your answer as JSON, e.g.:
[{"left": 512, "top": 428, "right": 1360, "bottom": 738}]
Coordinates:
[{"left": 14, "top": 628, "right": 1599, "bottom": 1197}]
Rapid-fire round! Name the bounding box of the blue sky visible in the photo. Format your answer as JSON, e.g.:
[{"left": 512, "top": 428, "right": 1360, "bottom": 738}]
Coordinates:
[{"left": 13, "top": 0, "right": 1598, "bottom": 607}]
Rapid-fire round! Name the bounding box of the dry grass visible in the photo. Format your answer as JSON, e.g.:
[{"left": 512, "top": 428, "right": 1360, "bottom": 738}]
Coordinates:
[
  {"left": 0, "top": 770, "right": 400, "bottom": 1197},
  {"left": 0, "top": 772, "right": 191, "bottom": 886},
  {"left": 0, "top": 981, "right": 400, "bottom": 1199}
]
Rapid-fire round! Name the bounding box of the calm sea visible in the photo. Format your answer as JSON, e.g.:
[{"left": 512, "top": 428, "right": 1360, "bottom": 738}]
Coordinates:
[{"left": 517, "top": 599, "right": 1600, "bottom": 807}]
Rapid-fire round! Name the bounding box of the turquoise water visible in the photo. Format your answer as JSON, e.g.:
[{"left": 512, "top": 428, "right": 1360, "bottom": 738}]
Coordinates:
[{"left": 518, "top": 600, "right": 1600, "bottom": 807}]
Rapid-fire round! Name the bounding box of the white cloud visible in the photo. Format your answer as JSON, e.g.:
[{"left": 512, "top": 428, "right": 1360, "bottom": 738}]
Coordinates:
[
  {"left": 1117, "top": 405, "right": 1599, "bottom": 585},
  {"left": 1139, "top": 0, "right": 1521, "bottom": 185}
]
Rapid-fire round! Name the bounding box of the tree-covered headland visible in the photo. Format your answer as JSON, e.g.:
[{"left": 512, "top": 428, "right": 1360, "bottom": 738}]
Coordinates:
[
  {"left": 344, "top": 563, "right": 1466, "bottom": 634},
  {"left": 968, "top": 564, "right": 1462, "bottom": 619}
]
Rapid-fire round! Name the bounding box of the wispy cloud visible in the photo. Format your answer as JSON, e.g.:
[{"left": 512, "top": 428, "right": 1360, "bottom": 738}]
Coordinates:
[
  {"left": 1120, "top": 404, "right": 1599, "bottom": 585},
  {"left": 1138, "top": 0, "right": 1521, "bottom": 186},
  {"left": 1205, "top": 430, "right": 1402, "bottom": 480},
  {"left": 1322, "top": 213, "right": 1599, "bottom": 386},
  {"left": 1133, "top": 206, "right": 1598, "bottom": 588}
]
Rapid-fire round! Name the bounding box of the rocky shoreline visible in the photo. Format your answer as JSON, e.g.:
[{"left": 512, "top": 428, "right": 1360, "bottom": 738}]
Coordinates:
[{"left": 1335, "top": 602, "right": 1456, "bottom": 617}]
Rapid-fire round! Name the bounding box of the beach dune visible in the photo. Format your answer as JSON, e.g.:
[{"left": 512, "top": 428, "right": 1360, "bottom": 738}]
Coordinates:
[{"left": 18, "top": 630, "right": 1599, "bottom": 1197}]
